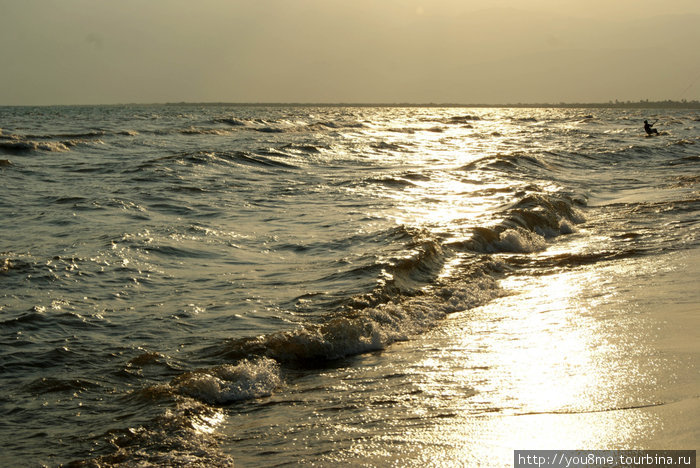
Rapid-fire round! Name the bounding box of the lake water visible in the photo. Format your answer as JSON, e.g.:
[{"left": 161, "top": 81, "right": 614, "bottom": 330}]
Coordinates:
[{"left": 1, "top": 105, "right": 698, "bottom": 466}]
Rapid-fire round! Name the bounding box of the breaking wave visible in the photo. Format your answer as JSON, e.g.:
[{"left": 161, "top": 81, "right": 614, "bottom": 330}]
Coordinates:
[{"left": 0, "top": 140, "right": 71, "bottom": 154}]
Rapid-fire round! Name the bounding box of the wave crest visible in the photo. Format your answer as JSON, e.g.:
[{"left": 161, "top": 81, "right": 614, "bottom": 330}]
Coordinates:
[
  {"left": 208, "top": 261, "right": 501, "bottom": 366},
  {"left": 0, "top": 140, "right": 70, "bottom": 154},
  {"left": 171, "top": 358, "right": 281, "bottom": 405}
]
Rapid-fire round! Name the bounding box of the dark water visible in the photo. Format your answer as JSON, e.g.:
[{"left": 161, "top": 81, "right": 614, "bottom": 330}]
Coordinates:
[{"left": 1, "top": 105, "right": 698, "bottom": 466}]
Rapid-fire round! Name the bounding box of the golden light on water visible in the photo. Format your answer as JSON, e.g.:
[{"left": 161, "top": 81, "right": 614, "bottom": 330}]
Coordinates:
[
  {"left": 371, "top": 250, "right": 687, "bottom": 467},
  {"left": 190, "top": 406, "right": 226, "bottom": 435},
  {"left": 295, "top": 109, "right": 700, "bottom": 467},
  {"left": 358, "top": 113, "right": 535, "bottom": 239},
  {"left": 491, "top": 272, "right": 597, "bottom": 413}
]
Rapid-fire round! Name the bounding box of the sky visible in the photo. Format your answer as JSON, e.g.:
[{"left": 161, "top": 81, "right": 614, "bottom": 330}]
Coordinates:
[{"left": 1, "top": 0, "right": 699, "bottom": 105}]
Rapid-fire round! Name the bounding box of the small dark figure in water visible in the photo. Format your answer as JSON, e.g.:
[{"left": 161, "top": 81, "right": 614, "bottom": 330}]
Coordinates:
[{"left": 644, "top": 120, "right": 658, "bottom": 135}]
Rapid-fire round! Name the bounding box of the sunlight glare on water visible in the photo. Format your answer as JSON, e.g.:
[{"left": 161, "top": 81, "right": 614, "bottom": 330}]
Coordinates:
[
  {"left": 1, "top": 105, "right": 697, "bottom": 466},
  {"left": 354, "top": 266, "right": 662, "bottom": 466},
  {"left": 383, "top": 249, "right": 690, "bottom": 466}
]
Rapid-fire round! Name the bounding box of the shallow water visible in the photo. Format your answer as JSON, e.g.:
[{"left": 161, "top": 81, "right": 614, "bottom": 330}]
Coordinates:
[{"left": 1, "top": 105, "right": 698, "bottom": 466}]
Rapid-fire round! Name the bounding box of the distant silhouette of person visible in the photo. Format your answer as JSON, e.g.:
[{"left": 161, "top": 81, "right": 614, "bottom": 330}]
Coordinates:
[{"left": 644, "top": 120, "right": 658, "bottom": 135}]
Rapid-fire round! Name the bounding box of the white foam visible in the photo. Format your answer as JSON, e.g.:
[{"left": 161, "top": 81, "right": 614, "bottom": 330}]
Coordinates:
[
  {"left": 245, "top": 267, "right": 503, "bottom": 363},
  {"left": 559, "top": 219, "right": 576, "bottom": 235},
  {"left": 173, "top": 358, "right": 281, "bottom": 404},
  {"left": 35, "top": 141, "right": 71, "bottom": 152},
  {"left": 0, "top": 140, "right": 70, "bottom": 152},
  {"left": 495, "top": 228, "right": 547, "bottom": 253}
]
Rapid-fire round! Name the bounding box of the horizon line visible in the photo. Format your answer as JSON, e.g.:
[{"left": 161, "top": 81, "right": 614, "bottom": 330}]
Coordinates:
[{"left": 1, "top": 99, "right": 699, "bottom": 109}]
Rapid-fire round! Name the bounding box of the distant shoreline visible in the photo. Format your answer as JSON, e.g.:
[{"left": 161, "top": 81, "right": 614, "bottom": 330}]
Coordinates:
[
  {"left": 167, "top": 101, "right": 700, "bottom": 109},
  {"left": 2, "top": 100, "right": 700, "bottom": 109}
]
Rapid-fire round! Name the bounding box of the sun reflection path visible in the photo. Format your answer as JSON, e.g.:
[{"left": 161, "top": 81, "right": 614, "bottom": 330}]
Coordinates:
[
  {"left": 219, "top": 251, "right": 698, "bottom": 468},
  {"left": 379, "top": 253, "right": 693, "bottom": 467},
  {"left": 492, "top": 272, "right": 601, "bottom": 413},
  {"left": 354, "top": 109, "right": 571, "bottom": 248}
]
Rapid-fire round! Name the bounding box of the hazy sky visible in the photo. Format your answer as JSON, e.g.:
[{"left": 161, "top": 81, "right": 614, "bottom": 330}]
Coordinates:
[{"left": 1, "top": 0, "right": 699, "bottom": 105}]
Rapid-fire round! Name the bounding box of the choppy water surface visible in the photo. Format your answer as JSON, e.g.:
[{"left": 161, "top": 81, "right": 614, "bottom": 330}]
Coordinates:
[{"left": 1, "top": 105, "right": 698, "bottom": 466}]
